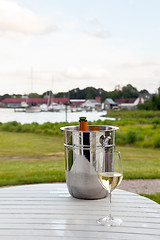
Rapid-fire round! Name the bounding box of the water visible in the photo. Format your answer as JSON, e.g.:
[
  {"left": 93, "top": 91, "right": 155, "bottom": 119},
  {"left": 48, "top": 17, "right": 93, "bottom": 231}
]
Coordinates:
[{"left": 0, "top": 108, "right": 113, "bottom": 124}]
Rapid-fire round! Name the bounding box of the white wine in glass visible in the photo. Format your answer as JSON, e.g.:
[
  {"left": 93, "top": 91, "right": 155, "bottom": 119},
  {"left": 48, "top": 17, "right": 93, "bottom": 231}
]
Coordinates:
[{"left": 97, "top": 151, "right": 123, "bottom": 226}]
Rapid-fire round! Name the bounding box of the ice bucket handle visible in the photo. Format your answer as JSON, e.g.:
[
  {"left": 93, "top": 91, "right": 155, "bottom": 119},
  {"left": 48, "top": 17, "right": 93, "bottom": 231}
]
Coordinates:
[{"left": 99, "top": 135, "right": 112, "bottom": 147}]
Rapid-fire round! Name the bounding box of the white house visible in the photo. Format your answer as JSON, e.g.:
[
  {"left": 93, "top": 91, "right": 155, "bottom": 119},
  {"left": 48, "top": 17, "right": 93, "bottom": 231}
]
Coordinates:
[
  {"left": 82, "top": 99, "right": 102, "bottom": 111},
  {"left": 115, "top": 95, "right": 145, "bottom": 109}
]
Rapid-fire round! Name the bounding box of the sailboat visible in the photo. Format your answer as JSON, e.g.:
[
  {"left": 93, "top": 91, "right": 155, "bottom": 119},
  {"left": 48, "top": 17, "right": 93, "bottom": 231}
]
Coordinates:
[
  {"left": 46, "top": 78, "right": 61, "bottom": 112},
  {"left": 26, "top": 104, "right": 41, "bottom": 113},
  {"left": 47, "top": 91, "right": 59, "bottom": 112},
  {"left": 25, "top": 68, "right": 41, "bottom": 113}
]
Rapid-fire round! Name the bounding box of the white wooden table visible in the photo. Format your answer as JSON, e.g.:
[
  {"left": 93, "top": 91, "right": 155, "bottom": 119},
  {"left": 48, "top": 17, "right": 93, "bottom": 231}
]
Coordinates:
[{"left": 0, "top": 183, "right": 159, "bottom": 240}]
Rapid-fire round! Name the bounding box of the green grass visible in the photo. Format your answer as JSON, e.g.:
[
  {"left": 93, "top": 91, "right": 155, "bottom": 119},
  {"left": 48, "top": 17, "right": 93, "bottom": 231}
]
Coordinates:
[
  {"left": 0, "top": 131, "right": 64, "bottom": 156},
  {"left": 0, "top": 131, "right": 160, "bottom": 187},
  {"left": 140, "top": 193, "right": 160, "bottom": 204},
  {"left": 107, "top": 109, "right": 160, "bottom": 120},
  {"left": 0, "top": 131, "right": 65, "bottom": 186},
  {"left": 118, "top": 146, "right": 160, "bottom": 179},
  {"left": 0, "top": 158, "right": 65, "bottom": 186}
]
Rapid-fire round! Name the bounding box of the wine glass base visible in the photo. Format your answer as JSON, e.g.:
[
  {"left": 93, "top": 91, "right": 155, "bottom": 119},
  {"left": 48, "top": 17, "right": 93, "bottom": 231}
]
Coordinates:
[{"left": 97, "top": 216, "right": 123, "bottom": 226}]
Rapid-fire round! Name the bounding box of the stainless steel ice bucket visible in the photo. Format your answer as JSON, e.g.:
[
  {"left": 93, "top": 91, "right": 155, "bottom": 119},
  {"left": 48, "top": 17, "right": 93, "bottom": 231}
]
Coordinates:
[{"left": 60, "top": 125, "right": 119, "bottom": 199}]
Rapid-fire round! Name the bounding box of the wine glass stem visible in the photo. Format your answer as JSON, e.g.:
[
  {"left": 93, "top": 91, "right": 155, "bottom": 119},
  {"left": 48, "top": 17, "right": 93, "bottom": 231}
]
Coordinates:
[{"left": 108, "top": 191, "right": 112, "bottom": 219}]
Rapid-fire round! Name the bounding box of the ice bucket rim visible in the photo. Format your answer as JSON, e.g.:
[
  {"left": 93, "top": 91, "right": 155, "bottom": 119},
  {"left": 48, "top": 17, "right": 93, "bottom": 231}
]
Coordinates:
[{"left": 60, "top": 125, "right": 119, "bottom": 132}]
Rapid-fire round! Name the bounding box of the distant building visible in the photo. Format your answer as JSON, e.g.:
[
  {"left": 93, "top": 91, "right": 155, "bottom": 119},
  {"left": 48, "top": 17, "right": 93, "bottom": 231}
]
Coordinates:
[
  {"left": 115, "top": 95, "right": 144, "bottom": 109},
  {"left": 104, "top": 98, "right": 118, "bottom": 110},
  {"left": 51, "top": 98, "right": 69, "bottom": 104},
  {"left": 82, "top": 99, "right": 102, "bottom": 111},
  {"left": 67, "top": 99, "right": 85, "bottom": 112},
  {"left": 70, "top": 99, "right": 85, "bottom": 107}
]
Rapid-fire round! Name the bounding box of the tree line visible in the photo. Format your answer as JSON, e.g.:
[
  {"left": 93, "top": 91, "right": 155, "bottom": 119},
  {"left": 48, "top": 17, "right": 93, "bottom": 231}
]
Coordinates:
[
  {"left": 51, "top": 84, "right": 150, "bottom": 102},
  {"left": 2, "top": 84, "right": 160, "bottom": 110},
  {"left": 0, "top": 84, "right": 151, "bottom": 102}
]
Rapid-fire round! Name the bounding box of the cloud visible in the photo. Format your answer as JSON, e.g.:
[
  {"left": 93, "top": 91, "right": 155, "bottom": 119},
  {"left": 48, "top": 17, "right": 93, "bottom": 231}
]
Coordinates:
[
  {"left": 0, "top": 0, "right": 57, "bottom": 36},
  {"left": 61, "top": 67, "right": 110, "bottom": 80},
  {"left": 84, "top": 28, "right": 111, "bottom": 39},
  {"left": 79, "top": 17, "right": 111, "bottom": 39},
  {"left": 0, "top": 70, "right": 29, "bottom": 77},
  {"left": 121, "top": 59, "right": 160, "bottom": 68},
  {"left": 88, "top": 18, "right": 100, "bottom": 26}
]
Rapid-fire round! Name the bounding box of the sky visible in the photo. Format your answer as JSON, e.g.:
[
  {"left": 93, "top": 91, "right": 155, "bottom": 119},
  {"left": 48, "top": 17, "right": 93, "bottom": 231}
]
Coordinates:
[{"left": 0, "top": 0, "right": 160, "bottom": 95}]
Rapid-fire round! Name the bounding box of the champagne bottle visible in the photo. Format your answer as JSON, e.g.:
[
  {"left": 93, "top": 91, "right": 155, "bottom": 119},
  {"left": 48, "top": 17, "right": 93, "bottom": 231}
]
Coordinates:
[{"left": 79, "top": 117, "right": 90, "bottom": 161}]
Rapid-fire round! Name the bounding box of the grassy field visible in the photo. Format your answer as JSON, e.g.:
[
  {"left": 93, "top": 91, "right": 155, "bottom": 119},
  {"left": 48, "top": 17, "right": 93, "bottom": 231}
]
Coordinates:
[
  {"left": 0, "top": 132, "right": 65, "bottom": 186},
  {"left": 0, "top": 131, "right": 160, "bottom": 186},
  {"left": 0, "top": 119, "right": 159, "bottom": 204},
  {"left": 118, "top": 146, "right": 160, "bottom": 179},
  {"left": 106, "top": 109, "right": 160, "bottom": 120}
]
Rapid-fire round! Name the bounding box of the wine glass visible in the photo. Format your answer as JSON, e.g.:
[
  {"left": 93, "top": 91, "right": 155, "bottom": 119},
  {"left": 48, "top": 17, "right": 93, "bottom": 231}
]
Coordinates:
[{"left": 97, "top": 150, "right": 123, "bottom": 226}]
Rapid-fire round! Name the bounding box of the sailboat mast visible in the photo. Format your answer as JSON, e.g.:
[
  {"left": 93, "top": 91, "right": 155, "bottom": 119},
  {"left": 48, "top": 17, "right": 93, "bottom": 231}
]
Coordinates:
[
  {"left": 51, "top": 75, "right": 54, "bottom": 105},
  {"left": 31, "top": 67, "right": 33, "bottom": 96}
]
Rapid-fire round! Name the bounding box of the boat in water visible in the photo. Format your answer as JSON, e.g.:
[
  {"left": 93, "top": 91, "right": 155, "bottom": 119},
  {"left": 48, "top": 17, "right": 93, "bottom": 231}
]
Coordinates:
[{"left": 25, "top": 105, "right": 41, "bottom": 113}]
